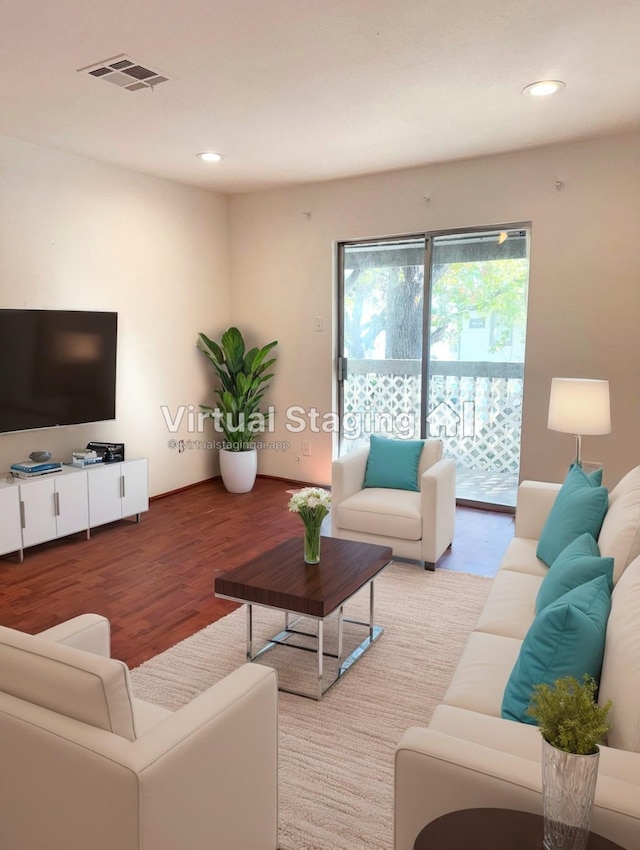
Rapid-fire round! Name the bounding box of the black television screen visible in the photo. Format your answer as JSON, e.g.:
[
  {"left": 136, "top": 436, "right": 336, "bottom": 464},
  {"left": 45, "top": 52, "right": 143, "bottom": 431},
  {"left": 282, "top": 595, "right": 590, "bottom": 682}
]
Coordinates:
[{"left": 0, "top": 309, "right": 117, "bottom": 434}]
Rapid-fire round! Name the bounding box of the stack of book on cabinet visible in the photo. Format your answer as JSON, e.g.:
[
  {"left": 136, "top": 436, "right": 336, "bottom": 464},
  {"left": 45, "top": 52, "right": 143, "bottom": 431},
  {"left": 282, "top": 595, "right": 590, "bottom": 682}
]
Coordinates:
[
  {"left": 10, "top": 460, "right": 62, "bottom": 479},
  {"left": 69, "top": 449, "right": 103, "bottom": 468}
]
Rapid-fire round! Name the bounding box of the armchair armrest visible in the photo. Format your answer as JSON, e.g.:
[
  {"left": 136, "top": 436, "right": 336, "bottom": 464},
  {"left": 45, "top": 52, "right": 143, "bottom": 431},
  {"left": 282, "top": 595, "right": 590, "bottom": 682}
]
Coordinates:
[
  {"left": 331, "top": 447, "right": 369, "bottom": 532},
  {"left": 127, "top": 663, "right": 279, "bottom": 850},
  {"left": 420, "top": 457, "right": 456, "bottom": 564},
  {"left": 514, "top": 481, "right": 561, "bottom": 540},
  {"left": 36, "top": 613, "right": 111, "bottom": 657}
]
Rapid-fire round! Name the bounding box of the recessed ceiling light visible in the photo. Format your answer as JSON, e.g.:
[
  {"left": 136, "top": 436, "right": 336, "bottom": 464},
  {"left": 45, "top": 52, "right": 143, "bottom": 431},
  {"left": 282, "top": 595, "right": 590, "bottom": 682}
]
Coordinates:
[
  {"left": 522, "top": 80, "right": 566, "bottom": 97},
  {"left": 196, "top": 152, "right": 223, "bottom": 162}
]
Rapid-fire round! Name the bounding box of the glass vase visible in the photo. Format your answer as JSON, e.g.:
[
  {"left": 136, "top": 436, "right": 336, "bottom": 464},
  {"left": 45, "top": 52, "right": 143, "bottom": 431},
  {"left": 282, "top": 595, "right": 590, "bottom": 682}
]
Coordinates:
[
  {"left": 542, "top": 739, "right": 600, "bottom": 850},
  {"left": 303, "top": 522, "right": 322, "bottom": 564}
]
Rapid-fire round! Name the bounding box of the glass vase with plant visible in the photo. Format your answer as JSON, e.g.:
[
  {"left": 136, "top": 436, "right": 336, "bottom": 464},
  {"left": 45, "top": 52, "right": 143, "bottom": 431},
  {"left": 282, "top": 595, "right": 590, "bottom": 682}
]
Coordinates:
[
  {"left": 527, "top": 674, "right": 612, "bottom": 850},
  {"left": 288, "top": 487, "right": 332, "bottom": 564}
]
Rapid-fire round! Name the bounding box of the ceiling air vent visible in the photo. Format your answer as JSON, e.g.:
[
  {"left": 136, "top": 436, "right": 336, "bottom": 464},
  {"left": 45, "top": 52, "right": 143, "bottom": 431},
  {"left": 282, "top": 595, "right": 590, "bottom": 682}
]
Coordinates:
[{"left": 78, "top": 55, "right": 169, "bottom": 91}]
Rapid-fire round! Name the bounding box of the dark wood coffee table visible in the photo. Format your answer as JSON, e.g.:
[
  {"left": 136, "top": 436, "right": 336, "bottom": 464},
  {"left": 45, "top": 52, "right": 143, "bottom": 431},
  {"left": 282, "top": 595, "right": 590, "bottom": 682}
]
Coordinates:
[
  {"left": 413, "top": 808, "right": 625, "bottom": 849},
  {"left": 214, "top": 536, "right": 393, "bottom": 699}
]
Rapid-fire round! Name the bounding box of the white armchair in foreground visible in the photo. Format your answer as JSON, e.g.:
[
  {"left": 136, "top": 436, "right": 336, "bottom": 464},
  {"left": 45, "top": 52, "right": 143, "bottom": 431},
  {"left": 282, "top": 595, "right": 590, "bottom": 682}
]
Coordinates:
[
  {"left": 0, "top": 614, "right": 278, "bottom": 850},
  {"left": 331, "top": 438, "right": 456, "bottom": 570}
]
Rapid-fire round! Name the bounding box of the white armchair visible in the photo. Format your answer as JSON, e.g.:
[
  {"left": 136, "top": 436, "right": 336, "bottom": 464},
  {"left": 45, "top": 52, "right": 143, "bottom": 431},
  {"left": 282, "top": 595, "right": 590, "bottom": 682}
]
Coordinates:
[
  {"left": 0, "top": 614, "right": 278, "bottom": 850},
  {"left": 331, "top": 439, "right": 456, "bottom": 569}
]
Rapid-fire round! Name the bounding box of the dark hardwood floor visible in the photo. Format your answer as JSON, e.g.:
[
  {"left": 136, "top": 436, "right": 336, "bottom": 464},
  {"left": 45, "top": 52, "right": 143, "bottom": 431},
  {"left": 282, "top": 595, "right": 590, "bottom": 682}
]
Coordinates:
[{"left": 0, "top": 476, "right": 514, "bottom": 668}]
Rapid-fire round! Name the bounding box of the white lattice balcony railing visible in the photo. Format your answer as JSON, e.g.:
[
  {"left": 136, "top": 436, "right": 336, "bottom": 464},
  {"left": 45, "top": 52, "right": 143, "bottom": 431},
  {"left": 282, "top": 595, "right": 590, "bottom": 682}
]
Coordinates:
[{"left": 342, "top": 359, "right": 524, "bottom": 474}]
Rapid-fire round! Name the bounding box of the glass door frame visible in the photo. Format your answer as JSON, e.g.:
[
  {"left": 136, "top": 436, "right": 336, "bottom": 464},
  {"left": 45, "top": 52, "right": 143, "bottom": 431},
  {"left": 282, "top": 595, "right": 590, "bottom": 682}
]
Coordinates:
[
  {"left": 337, "top": 222, "right": 531, "bottom": 507},
  {"left": 422, "top": 219, "right": 531, "bottom": 402},
  {"left": 337, "top": 232, "right": 428, "bottom": 453}
]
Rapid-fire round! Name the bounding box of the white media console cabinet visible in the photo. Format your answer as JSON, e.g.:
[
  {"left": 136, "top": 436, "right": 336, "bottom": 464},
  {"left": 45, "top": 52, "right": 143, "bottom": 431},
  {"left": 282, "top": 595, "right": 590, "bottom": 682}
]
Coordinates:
[{"left": 0, "top": 458, "right": 148, "bottom": 561}]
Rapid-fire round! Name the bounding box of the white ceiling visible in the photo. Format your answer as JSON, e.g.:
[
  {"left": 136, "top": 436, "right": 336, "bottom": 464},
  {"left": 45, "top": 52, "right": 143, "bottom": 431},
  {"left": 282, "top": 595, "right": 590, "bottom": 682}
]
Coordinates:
[{"left": 2, "top": 0, "right": 639, "bottom": 194}]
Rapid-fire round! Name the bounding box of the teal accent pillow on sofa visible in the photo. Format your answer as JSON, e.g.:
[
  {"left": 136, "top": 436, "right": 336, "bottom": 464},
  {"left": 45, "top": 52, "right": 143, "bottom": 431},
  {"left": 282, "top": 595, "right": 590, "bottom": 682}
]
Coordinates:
[
  {"left": 363, "top": 435, "right": 425, "bottom": 492},
  {"left": 535, "top": 533, "right": 614, "bottom": 613},
  {"left": 501, "top": 575, "right": 612, "bottom": 723},
  {"left": 536, "top": 464, "right": 608, "bottom": 567}
]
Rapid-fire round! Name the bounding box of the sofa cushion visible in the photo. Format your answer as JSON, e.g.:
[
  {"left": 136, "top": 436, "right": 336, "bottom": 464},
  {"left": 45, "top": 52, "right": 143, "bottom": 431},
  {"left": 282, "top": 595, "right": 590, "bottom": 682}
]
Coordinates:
[
  {"left": 0, "top": 625, "right": 137, "bottom": 741},
  {"left": 442, "top": 631, "right": 523, "bottom": 717},
  {"left": 597, "top": 465, "right": 640, "bottom": 583},
  {"left": 429, "top": 704, "right": 543, "bottom": 761},
  {"left": 536, "top": 533, "right": 614, "bottom": 613},
  {"left": 335, "top": 488, "right": 422, "bottom": 540},
  {"left": 499, "top": 537, "right": 548, "bottom": 578},
  {"left": 363, "top": 435, "right": 425, "bottom": 492},
  {"left": 536, "top": 464, "right": 609, "bottom": 567},
  {"left": 132, "top": 697, "right": 172, "bottom": 735},
  {"left": 599, "top": 555, "right": 640, "bottom": 751},
  {"left": 474, "top": 568, "right": 541, "bottom": 640},
  {"left": 501, "top": 575, "right": 612, "bottom": 724}
]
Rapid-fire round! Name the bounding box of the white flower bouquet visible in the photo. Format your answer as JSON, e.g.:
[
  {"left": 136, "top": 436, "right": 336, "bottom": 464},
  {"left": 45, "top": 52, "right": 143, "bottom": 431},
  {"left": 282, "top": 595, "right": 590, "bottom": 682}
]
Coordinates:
[{"left": 288, "top": 487, "right": 332, "bottom": 563}]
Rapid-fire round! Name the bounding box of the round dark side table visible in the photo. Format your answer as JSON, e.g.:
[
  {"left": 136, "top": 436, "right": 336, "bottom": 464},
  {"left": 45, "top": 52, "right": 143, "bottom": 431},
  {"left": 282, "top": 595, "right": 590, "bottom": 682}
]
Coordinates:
[{"left": 413, "top": 808, "right": 625, "bottom": 850}]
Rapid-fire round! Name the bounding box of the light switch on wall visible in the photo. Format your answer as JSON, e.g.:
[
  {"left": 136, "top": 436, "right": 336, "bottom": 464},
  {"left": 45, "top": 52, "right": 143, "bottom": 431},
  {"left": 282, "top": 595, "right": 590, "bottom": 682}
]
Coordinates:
[{"left": 314, "top": 316, "right": 323, "bottom": 332}]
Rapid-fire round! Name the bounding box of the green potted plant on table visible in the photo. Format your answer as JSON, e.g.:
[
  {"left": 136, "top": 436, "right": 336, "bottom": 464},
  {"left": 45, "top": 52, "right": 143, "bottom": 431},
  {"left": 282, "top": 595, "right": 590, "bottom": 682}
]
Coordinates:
[
  {"left": 527, "top": 675, "right": 612, "bottom": 850},
  {"left": 197, "top": 326, "right": 277, "bottom": 493}
]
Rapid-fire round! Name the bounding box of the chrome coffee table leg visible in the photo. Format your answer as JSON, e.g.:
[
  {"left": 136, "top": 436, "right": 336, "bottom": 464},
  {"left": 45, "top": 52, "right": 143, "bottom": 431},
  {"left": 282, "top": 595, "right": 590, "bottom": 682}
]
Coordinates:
[
  {"left": 317, "top": 620, "right": 324, "bottom": 700},
  {"left": 246, "top": 604, "right": 253, "bottom": 660},
  {"left": 370, "top": 580, "right": 375, "bottom": 642}
]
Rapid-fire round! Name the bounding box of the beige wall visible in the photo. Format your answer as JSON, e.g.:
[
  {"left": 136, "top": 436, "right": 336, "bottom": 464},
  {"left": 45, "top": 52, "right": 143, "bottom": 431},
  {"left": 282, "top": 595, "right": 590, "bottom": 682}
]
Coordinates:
[
  {"left": 2, "top": 131, "right": 638, "bottom": 496},
  {"left": 0, "top": 135, "right": 230, "bottom": 496},
  {"left": 228, "top": 131, "right": 640, "bottom": 489}
]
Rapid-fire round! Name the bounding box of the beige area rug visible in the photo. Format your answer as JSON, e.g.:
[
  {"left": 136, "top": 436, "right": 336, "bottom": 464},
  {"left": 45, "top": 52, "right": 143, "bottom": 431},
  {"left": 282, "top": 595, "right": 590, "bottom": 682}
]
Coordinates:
[{"left": 130, "top": 563, "right": 491, "bottom": 850}]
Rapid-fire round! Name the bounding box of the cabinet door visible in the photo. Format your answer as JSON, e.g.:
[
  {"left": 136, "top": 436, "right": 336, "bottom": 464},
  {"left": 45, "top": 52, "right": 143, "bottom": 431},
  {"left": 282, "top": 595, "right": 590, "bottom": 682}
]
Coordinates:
[
  {"left": 55, "top": 471, "right": 89, "bottom": 537},
  {"left": 88, "top": 464, "right": 124, "bottom": 527},
  {"left": 121, "top": 459, "right": 149, "bottom": 519},
  {"left": 20, "top": 478, "right": 57, "bottom": 547},
  {"left": 0, "top": 487, "right": 22, "bottom": 556}
]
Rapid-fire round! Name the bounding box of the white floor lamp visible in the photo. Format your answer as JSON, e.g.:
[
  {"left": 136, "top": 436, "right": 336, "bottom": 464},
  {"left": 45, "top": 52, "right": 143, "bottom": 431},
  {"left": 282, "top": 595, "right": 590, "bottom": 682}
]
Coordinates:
[{"left": 547, "top": 378, "right": 611, "bottom": 468}]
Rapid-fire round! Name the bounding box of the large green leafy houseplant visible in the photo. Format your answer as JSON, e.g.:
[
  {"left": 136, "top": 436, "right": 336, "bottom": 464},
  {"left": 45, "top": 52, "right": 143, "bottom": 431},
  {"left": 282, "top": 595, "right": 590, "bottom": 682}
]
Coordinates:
[{"left": 197, "top": 326, "right": 277, "bottom": 451}]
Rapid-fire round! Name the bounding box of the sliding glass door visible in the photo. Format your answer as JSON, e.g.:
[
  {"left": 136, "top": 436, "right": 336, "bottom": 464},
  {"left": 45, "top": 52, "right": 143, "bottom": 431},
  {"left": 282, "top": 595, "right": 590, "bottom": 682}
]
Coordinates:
[
  {"left": 425, "top": 228, "right": 530, "bottom": 507},
  {"left": 338, "top": 226, "right": 530, "bottom": 508},
  {"left": 338, "top": 237, "right": 426, "bottom": 449}
]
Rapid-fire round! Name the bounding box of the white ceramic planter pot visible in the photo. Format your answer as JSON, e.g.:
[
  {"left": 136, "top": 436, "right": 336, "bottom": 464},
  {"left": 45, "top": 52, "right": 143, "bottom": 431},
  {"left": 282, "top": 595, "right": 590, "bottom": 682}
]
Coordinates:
[{"left": 219, "top": 447, "right": 258, "bottom": 493}]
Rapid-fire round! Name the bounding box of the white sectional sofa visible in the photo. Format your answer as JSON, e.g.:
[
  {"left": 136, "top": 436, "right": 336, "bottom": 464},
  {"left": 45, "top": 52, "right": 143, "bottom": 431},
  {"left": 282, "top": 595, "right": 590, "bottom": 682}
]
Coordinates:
[{"left": 395, "top": 467, "right": 640, "bottom": 850}]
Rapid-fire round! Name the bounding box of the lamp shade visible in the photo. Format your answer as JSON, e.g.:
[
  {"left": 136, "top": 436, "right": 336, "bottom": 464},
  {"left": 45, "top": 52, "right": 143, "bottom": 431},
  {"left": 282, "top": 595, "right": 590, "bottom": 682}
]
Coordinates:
[{"left": 547, "top": 378, "right": 611, "bottom": 436}]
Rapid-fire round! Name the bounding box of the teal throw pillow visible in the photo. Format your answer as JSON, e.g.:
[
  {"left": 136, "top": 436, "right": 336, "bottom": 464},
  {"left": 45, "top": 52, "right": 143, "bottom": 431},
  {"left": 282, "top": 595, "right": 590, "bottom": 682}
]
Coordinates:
[
  {"left": 501, "top": 575, "right": 612, "bottom": 724},
  {"left": 362, "top": 435, "right": 424, "bottom": 492},
  {"left": 536, "top": 533, "right": 614, "bottom": 613},
  {"left": 536, "top": 464, "right": 608, "bottom": 567}
]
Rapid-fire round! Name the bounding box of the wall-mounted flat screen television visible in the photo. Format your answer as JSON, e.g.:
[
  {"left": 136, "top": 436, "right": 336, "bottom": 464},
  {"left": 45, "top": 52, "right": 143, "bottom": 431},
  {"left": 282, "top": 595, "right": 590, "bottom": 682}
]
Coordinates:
[{"left": 0, "top": 309, "right": 118, "bottom": 434}]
